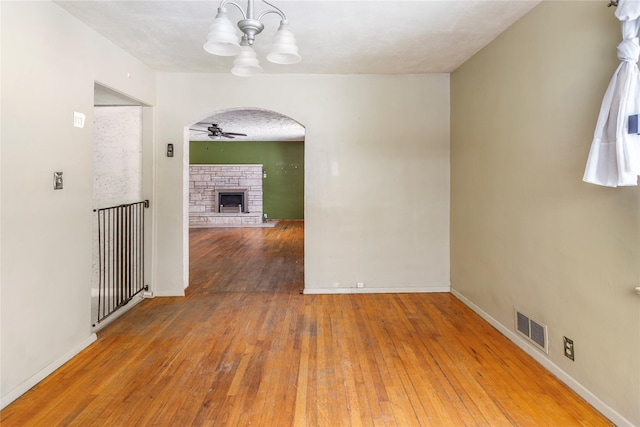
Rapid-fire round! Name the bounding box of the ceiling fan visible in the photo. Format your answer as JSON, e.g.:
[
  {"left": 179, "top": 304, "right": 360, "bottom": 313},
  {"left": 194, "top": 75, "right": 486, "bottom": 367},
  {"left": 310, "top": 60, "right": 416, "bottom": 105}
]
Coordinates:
[{"left": 190, "top": 123, "right": 247, "bottom": 139}]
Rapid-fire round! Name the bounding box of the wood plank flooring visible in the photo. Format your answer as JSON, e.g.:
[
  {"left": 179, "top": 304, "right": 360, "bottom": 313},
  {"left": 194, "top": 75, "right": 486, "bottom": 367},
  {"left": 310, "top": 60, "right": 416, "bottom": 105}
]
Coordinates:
[{"left": 1, "top": 221, "right": 612, "bottom": 426}]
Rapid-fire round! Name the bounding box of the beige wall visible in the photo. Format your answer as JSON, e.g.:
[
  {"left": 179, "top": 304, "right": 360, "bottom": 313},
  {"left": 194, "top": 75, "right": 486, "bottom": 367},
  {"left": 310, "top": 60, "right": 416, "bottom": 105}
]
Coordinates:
[
  {"left": 154, "top": 73, "right": 450, "bottom": 295},
  {"left": 6, "top": 0, "right": 636, "bottom": 421},
  {"left": 451, "top": 2, "right": 639, "bottom": 425},
  {"left": 1, "top": 1, "right": 155, "bottom": 406}
]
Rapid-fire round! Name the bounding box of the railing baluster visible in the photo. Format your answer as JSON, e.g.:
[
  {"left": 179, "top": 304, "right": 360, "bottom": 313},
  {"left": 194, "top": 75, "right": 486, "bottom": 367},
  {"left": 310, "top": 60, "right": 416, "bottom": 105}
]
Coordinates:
[{"left": 94, "top": 200, "right": 149, "bottom": 325}]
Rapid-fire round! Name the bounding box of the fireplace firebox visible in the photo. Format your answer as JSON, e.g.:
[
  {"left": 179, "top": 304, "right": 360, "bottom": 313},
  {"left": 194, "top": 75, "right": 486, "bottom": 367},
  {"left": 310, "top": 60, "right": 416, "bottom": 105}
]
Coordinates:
[{"left": 215, "top": 188, "right": 249, "bottom": 213}]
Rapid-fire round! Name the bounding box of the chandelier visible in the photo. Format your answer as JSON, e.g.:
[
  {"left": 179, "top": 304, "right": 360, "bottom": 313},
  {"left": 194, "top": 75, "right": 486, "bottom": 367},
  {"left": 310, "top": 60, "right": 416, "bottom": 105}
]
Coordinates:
[{"left": 203, "top": 0, "right": 301, "bottom": 76}]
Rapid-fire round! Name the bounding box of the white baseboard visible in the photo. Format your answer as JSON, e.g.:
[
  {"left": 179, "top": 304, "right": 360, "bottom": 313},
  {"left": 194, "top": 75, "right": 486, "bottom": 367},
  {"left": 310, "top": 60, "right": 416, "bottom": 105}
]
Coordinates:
[
  {"left": 450, "top": 288, "right": 634, "bottom": 427},
  {"left": 152, "top": 290, "right": 185, "bottom": 297},
  {"left": 92, "top": 294, "right": 145, "bottom": 333},
  {"left": 91, "top": 288, "right": 149, "bottom": 298},
  {"left": 0, "top": 333, "right": 97, "bottom": 410},
  {"left": 303, "top": 286, "right": 450, "bottom": 295}
]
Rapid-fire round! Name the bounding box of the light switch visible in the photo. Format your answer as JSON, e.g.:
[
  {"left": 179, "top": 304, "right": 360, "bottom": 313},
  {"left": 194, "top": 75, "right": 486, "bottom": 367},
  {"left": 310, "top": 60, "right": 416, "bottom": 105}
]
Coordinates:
[
  {"left": 73, "top": 112, "right": 85, "bottom": 128},
  {"left": 54, "top": 172, "right": 63, "bottom": 190}
]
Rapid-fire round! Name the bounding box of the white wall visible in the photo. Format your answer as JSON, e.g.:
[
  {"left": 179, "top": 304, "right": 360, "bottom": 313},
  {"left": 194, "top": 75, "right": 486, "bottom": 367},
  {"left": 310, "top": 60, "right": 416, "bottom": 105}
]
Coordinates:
[
  {"left": 93, "top": 106, "right": 143, "bottom": 207},
  {"left": 451, "top": 2, "right": 640, "bottom": 425},
  {"left": 154, "top": 73, "right": 450, "bottom": 296},
  {"left": 0, "top": 1, "right": 155, "bottom": 407}
]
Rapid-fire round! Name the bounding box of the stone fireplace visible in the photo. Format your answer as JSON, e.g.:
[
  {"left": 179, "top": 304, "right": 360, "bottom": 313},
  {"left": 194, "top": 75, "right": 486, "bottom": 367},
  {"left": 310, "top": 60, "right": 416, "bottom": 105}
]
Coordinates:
[{"left": 189, "top": 164, "right": 263, "bottom": 227}]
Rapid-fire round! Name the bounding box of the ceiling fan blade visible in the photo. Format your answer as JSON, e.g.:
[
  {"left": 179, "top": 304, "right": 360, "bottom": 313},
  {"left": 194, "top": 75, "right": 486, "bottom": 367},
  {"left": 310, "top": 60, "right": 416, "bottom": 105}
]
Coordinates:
[
  {"left": 221, "top": 134, "right": 236, "bottom": 139},
  {"left": 223, "top": 132, "right": 247, "bottom": 136}
]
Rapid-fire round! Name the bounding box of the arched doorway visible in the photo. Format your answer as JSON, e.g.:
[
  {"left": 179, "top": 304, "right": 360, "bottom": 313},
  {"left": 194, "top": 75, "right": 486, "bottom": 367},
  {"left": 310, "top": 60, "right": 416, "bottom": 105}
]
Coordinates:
[{"left": 184, "top": 108, "right": 305, "bottom": 293}]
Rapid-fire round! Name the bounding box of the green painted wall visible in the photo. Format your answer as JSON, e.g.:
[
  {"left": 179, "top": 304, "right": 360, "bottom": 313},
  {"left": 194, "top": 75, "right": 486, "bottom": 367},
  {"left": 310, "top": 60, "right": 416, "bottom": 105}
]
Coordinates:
[{"left": 190, "top": 140, "right": 304, "bottom": 219}]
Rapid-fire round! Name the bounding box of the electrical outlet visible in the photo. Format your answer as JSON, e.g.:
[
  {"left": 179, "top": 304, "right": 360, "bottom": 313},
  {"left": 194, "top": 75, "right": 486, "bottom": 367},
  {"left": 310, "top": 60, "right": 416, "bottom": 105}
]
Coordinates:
[
  {"left": 356, "top": 282, "right": 364, "bottom": 288},
  {"left": 563, "top": 336, "right": 574, "bottom": 361}
]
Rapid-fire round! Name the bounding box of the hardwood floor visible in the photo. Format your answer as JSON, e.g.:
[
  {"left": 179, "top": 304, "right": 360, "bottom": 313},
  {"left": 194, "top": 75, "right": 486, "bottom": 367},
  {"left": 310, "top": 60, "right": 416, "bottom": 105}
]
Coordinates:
[
  {"left": 1, "top": 221, "right": 612, "bottom": 426},
  {"left": 189, "top": 221, "right": 304, "bottom": 294}
]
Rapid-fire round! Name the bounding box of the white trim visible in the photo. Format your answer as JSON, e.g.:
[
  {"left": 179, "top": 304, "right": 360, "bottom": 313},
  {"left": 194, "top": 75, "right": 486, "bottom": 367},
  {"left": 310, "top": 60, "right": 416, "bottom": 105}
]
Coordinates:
[
  {"left": 153, "top": 290, "right": 185, "bottom": 297},
  {"left": 0, "top": 334, "right": 97, "bottom": 410},
  {"left": 183, "top": 126, "right": 190, "bottom": 290},
  {"left": 303, "top": 286, "right": 450, "bottom": 295},
  {"left": 145, "top": 106, "right": 158, "bottom": 298},
  {"left": 450, "top": 288, "right": 634, "bottom": 427},
  {"left": 91, "top": 294, "right": 145, "bottom": 333}
]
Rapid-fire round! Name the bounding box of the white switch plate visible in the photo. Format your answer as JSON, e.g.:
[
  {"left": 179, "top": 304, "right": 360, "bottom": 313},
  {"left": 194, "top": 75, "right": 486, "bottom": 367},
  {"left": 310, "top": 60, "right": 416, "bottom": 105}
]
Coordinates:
[{"left": 73, "top": 112, "right": 85, "bottom": 128}]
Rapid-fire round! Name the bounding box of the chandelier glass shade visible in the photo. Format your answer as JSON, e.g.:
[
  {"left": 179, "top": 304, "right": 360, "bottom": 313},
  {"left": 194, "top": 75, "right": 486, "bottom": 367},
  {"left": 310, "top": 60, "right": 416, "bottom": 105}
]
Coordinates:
[
  {"left": 267, "top": 22, "right": 301, "bottom": 65},
  {"left": 203, "top": 7, "right": 242, "bottom": 56},
  {"left": 231, "top": 39, "right": 264, "bottom": 76},
  {"left": 203, "top": 0, "right": 301, "bottom": 75}
]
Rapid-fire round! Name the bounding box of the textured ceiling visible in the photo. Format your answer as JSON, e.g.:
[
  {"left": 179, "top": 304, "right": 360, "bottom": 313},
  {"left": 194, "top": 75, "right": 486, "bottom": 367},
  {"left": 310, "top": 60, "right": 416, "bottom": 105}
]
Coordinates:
[
  {"left": 191, "top": 108, "right": 305, "bottom": 141},
  {"left": 74, "top": 1, "right": 539, "bottom": 141},
  {"left": 56, "top": 0, "right": 539, "bottom": 75}
]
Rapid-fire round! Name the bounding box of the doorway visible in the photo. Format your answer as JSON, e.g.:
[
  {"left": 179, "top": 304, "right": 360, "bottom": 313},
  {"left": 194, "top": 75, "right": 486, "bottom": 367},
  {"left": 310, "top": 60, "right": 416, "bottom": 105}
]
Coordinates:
[
  {"left": 185, "top": 108, "right": 305, "bottom": 293},
  {"left": 92, "top": 83, "right": 154, "bottom": 329}
]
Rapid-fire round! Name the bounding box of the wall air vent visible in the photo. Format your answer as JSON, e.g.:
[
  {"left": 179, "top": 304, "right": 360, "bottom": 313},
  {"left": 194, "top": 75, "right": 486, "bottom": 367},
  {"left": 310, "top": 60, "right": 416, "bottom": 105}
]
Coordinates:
[
  {"left": 516, "top": 311, "right": 530, "bottom": 336},
  {"left": 514, "top": 309, "right": 549, "bottom": 354}
]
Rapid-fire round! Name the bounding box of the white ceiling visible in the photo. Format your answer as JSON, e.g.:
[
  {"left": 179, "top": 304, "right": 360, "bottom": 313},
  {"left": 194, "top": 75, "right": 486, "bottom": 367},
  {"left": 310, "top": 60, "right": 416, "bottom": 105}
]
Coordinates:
[
  {"left": 55, "top": 0, "right": 539, "bottom": 75},
  {"left": 72, "top": 0, "right": 539, "bottom": 141},
  {"left": 191, "top": 108, "right": 306, "bottom": 141}
]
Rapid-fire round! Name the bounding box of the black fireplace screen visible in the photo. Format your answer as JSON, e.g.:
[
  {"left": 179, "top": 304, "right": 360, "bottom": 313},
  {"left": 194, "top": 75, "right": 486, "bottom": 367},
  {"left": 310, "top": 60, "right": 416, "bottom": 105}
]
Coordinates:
[{"left": 219, "top": 192, "right": 245, "bottom": 212}]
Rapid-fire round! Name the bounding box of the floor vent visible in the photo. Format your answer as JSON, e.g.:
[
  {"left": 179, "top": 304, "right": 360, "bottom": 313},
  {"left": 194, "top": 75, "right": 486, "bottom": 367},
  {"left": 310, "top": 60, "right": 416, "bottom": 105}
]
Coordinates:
[{"left": 515, "top": 309, "right": 548, "bottom": 354}]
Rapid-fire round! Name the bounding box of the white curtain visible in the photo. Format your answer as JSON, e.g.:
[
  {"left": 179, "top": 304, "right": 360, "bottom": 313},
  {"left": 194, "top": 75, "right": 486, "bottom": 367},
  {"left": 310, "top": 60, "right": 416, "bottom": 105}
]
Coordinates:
[{"left": 584, "top": 0, "right": 640, "bottom": 187}]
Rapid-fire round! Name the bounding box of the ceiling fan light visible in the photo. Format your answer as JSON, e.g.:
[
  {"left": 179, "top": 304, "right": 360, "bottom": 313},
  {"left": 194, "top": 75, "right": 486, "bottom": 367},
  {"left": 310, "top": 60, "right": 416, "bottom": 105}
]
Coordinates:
[
  {"left": 231, "top": 45, "right": 263, "bottom": 76},
  {"left": 267, "top": 22, "right": 301, "bottom": 64},
  {"left": 203, "top": 8, "right": 241, "bottom": 56}
]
